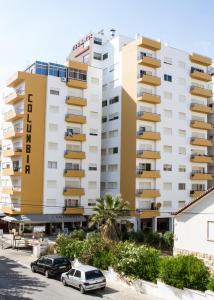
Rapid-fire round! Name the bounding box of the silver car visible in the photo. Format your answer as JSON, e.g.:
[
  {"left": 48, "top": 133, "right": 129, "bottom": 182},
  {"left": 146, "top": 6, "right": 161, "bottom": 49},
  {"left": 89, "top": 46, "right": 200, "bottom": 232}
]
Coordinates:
[{"left": 61, "top": 264, "right": 106, "bottom": 294}]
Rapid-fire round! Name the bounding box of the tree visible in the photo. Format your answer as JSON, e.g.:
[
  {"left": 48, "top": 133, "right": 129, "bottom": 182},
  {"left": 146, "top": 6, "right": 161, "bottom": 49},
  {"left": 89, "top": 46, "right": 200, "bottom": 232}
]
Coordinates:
[{"left": 89, "top": 194, "right": 130, "bottom": 242}]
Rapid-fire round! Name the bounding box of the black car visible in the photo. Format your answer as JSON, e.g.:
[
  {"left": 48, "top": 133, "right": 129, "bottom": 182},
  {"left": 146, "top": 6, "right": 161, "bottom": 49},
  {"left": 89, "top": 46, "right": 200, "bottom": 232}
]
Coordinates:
[{"left": 31, "top": 255, "right": 71, "bottom": 278}]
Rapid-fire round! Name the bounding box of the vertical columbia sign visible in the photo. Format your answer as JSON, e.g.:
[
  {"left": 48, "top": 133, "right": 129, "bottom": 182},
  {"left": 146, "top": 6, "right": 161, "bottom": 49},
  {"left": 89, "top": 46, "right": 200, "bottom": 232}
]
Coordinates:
[{"left": 25, "top": 94, "right": 33, "bottom": 174}]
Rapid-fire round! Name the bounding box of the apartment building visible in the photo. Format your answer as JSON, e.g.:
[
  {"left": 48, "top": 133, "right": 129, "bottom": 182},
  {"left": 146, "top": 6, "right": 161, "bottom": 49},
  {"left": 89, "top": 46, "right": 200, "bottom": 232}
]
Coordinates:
[
  {"left": 68, "top": 31, "right": 213, "bottom": 231},
  {"left": 0, "top": 60, "right": 102, "bottom": 233}
]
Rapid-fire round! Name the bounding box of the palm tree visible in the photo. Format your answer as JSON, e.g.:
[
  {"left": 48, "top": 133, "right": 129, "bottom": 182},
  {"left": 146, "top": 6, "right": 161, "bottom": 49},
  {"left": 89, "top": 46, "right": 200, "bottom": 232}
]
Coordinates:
[{"left": 89, "top": 194, "right": 130, "bottom": 242}]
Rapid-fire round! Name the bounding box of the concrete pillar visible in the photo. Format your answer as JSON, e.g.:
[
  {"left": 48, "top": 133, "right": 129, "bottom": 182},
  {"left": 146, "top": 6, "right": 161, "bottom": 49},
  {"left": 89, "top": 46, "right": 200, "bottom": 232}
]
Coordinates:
[
  {"left": 61, "top": 221, "right": 64, "bottom": 232},
  {"left": 152, "top": 217, "right": 157, "bottom": 232},
  {"left": 169, "top": 217, "right": 173, "bottom": 232}
]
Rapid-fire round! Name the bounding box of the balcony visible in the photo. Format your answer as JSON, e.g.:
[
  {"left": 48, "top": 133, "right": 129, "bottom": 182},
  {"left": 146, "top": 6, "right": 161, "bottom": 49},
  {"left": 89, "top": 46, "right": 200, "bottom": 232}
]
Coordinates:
[
  {"left": 190, "top": 190, "right": 205, "bottom": 198},
  {"left": 1, "top": 205, "right": 21, "bottom": 215},
  {"left": 137, "top": 37, "right": 161, "bottom": 51},
  {"left": 64, "top": 206, "right": 84, "bottom": 215},
  {"left": 3, "top": 148, "right": 22, "bottom": 157},
  {"left": 137, "top": 130, "right": 160, "bottom": 141},
  {"left": 67, "top": 79, "right": 87, "bottom": 89},
  {"left": 3, "top": 129, "right": 23, "bottom": 140},
  {"left": 64, "top": 150, "right": 86, "bottom": 159},
  {"left": 4, "top": 109, "right": 24, "bottom": 122},
  {"left": 65, "top": 114, "right": 86, "bottom": 124},
  {"left": 136, "top": 169, "right": 160, "bottom": 178},
  {"left": 190, "top": 120, "right": 212, "bottom": 130},
  {"left": 2, "top": 167, "right": 22, "bottom": 176},
  {"left": 67, "top": 60, "right": 88, "bottom": 72},
  {"left": 138, "top": 74, "right": 161, "bottom": 86},
  {"left": 190, "top": 103, "right": 212, "bottom": 114},
  {"left": 136, "top": 209, "right": 160, "bottom": 218},
  {"left": 136, "top": 189, "right": 160, "bottom": 198},
  {"left": 136, "top": 150, "right": 161, "bottom": 159},
  {"left": 190, "top": 70, "right": 212, "bottom": 82},
  {"left": 63, "top": 188, "right": 85, "bottom": 196},
  {"left": 64, "top": 169, "right": 85, "bottom": 177},
  {"left": 191, "top": 154, "right": 212, "bottom": 163},
  {"left": 66, "top": 96, "right": 87, "bottom": 107},
  {"left": 138, "top": 56, "right": 161, "bottom": 68},
  {"left": 190, "top": 172, "right": 212, "bottom": 180},
  {"left": 7, "top": 71, "right": 24, "bottom": 88},
  {"left": 137, "top": 111, "right": 161, "bottom": 122},
  {"left": 189, "top": 53, "right": 212, "bottom": 66},
  {"left": 1, "top": 186, "right": 21, "bottom": 195},
  {"left": 137, "top": 92, "right": 161, "bottom": 104},
  {"left": 190, "top": 137, "right": 212, "bottom": 147},
  {"left": 64, "top": 132, "right": 86, "bottom": 142},
  {"left": 5, "top": 90, "right": 25, "bottom": 105},
  {"left": 190, "top": 85, "right": 212, "bottom": 98}
]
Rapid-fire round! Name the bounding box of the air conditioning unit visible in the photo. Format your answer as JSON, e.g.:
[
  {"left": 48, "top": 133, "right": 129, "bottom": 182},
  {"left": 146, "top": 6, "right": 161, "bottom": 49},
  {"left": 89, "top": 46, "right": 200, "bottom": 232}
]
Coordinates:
[{"left": 61, "top": 77, "right": 66, "bottom": 82}]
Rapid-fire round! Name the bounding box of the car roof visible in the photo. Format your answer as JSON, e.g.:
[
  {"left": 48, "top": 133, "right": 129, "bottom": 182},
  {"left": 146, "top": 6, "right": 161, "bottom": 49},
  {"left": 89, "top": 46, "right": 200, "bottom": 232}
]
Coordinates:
[
  {"left": 73, "top": 264, "right": 99, "bottom": 272},
  {"left": 43, "top": 255, "right": 67, "bottom": 260}
]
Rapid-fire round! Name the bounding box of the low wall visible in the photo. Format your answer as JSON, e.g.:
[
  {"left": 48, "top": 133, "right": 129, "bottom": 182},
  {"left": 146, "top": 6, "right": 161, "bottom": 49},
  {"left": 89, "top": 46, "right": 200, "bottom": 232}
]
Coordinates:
[{"left": 105, "top": 268, "right": 214, "bottom": 300}]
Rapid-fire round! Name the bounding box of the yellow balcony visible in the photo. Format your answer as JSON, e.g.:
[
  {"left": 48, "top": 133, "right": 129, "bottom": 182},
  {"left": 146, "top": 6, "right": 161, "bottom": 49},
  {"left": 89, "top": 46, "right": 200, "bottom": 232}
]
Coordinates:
[
  {"left": 138, "top": 74, "right": 161, "bottom": 86},
  {"left": 190, "top": 173, "right": 213, "bottom": 180},
  {"left": 189, "top": 53, "right": 212, "bottom": 66},
  {"left": 3, "top": 130, "right": 23, "bottom": 140},
  {"left": 1, "top": 187, "right": 21, "bottom": 195},
  {"left": 190, "top": 120, "right": 212, "bottom": 130},
  {"left": 3, "top": 149, "right": 22, "bottom": 157},
  {"left": 2, "top": 168, "right": 22, "bottom": 176},
  {"left": 136, "top": 170, "right": 160, "bottom": 178},
  {"left": 190, "top": 155, "right": 212, "bottom": 163},
  {"left": 136, "top": 189, "right": 160, "bottom": 198},
  {"left": 137, "top": 37, "right": 161, "bottom": 51},
  {"left": 66, "top": 96, "right": 87, "bottom": 107},
  {"left": 7, "top": 71, "right": 24, "bottom": 88},
  {"left": 190, "top": 138, "right": 212, "bottom": 147},
  {"left": 65, "top": 114, "right": 86, "bottom": 124},
  {"left": 64, "top": 206, "right": 84, "bottom": 215},
  {"left": 190, "top": 103, "right": 212, "bottom": 114},
  {"left": 137, "top": 150, "right": 161, "bottom": 159},
  {"left": 1, "top": 206, "right": 21, "bottom": 215},
  {"left": 4, "top": 111, "right": 24, "bottom": 122},
  {"left": 137, "top": 93, "right": 161, "bottom": 104},
  {"left": 67, "top": 79, "right": 87, "bottom": 89},
  {"left": 190, "top": 190, "right": 205, "bottom": 198},
  {"left": 5, "top": 91, "right": 25, "bottom": 105},
  {"left": 65, "top": 133, "right": 86, "bottom": 142},
  {"left": 137, "top": 111, "right": 161, "bottom": 122},
  {"left": 190, "top": 86, "right": 212, "bottom": 98},
  {"left": 138, "top": 210, "right": 160, "bottom": 218},
  {"left": 63, "top": 188, "right": 85, "bottom": 196},
  {"left": 64, "top": 150, "right": 85, "bottom": 159},
  {"left": 190, "top": 71, "right": 212, "bottom": 82},
  {"left": 64, "top": 169, "right": 85, "bottom": 177},
  {"left": 137, "top": 131, "right": 161, "bottom": 141},
  {"left": 138, "top": 56, "right": 161, "bottom": 68},
  {"left": 67, "top": 60, "right": 88, "bottom": 72}
]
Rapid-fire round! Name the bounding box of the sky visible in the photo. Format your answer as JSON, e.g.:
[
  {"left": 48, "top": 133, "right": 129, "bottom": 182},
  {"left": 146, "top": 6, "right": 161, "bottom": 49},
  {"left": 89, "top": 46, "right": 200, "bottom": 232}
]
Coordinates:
[{"left": 0, "top": 0, "right": 214, "bottom": 91}]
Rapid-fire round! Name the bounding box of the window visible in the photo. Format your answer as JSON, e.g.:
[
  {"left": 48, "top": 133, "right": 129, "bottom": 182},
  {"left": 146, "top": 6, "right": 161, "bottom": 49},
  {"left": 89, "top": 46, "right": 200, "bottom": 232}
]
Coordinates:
[
  {"left": 102, "top": 132, "right": 107, "bottom": 139},
  {"left": 91, "top": 77, "right": 99, "bottom": 85},
  {"left": 93, "top": 52, "right": 102, "bottom": 60},
  {"left": 164, "top": 57, "right": 172, "bottom": 65},
  {"left": 89, "top": 146, "right": 98, "bottom": 153},
  {"left": 101, "top": 149, "right": 106, "bottom": 156},
  {"left": 163, "top": 201, "right": 172, "bottom": 208},
  {"left": 179, "top": 165, "right": 186, "bottom": 172},
  {"left": 163, "top": 183, "right": 172, "bottom": 191},
  {"left": 102, "top": 116, "right": 107, "bottom": 123},
  {"left": 179, "top": 129, "right": 186, "bottom": 137},
  {"left": 94, "top": 37, "right": 102, "bottom": 45},
  {"left": 163, "top": 164, "right": 172, "bottom": 171},
  {"left": 48, "top": 161, "right": 57, "bottom": 169},
  {"left": 178, "top": 201, "right": 185, "bottom": 208},
  {"left": 101, "top": 165, "right": 106, "bottom": 172},
  {"left": 179, "top": 147, "right": 186, "bottom": 155},
  {"left": 83, "top": 54, "right": 90, "bottom": 64},
  {"left": 88, "top": 199, "right": 96, "bottom": 207},
  {"left": 49, "top": 105, "right": 59, "bottom": 113},
  {"left": 179, "top": 112, "right": 186, "bottom": 120},
  {"left": 102, "top": 100, "right": 107, "bottom": 107},
  {"left": 164, "top": 74, "right": 172, "bottom": 82},
  {"left": 109, "top": 96, "right": 119, "bottom": 105},
  {"left": 109, "top": 113, "right": 119, "bottom": 121},
  {"left": 48, "top": 142, "right": 58, "bottom": 150},
  {"left": 47, "top": 180, "right": 57, "bottom": 188},
  {"left": 50, "top": 89, "right": 59, "bottom": 95},
  {"left": 89, "top": 163, "right": 97, "bottom": 171},
  {"left": 103, "top": 53, "right": 108, "bottom": 60},
  {"left": 74, "top": 270, "right": 81, "bottom": 278},
  {"left": 163, "top": 145, "right": 172, "bottom": 153},
  {"left": 49, "top": 123, "right": 58, "bottom": 132},
  {"left": 164, "top": 91, "right": 172, "bottom": 100},
  {"left": 108, "top": 164, "right": 117, "bottom": 172},
  {"left": 109, "top": 129, "right": 118, "bottom": 138},
  {"left": 164, "top": 109, "right": 172, "bottom": 118},
  {"left": 101, "top": 182, "right": 106, "bottom": 190},
  {"left": 89, "top": 128, "right": 98, "bottom": 136},
  {"left": 109, "top": 147, "right": 118, "bottom": 154},
  {"left": 88, "top": 181, "right": 97, "bottom": 189},
  {"left": 178, "top": 183, "right": 186, "bottom": 190},
  {"left": 207, "top": 221, "right": 214, "bottom": 241},
  {"left": 164, "top": 127, "right": 172, "bottom": 136},
  {"left": 102, "top": 84, "right": 107, "bottom": 91},
  {"left": 108, "top": 182, "right": 117, "bottom": 189},
  {"left": 90, "top": 111, "right": 98, "bottom": 119}
]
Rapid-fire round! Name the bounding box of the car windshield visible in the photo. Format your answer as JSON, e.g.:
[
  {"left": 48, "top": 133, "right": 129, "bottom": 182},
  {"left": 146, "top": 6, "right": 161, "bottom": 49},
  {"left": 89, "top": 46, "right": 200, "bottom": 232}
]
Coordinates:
[
  {"left": 85, "top": 270, "right": 103, "bottom": 280},
  {"left": 53, "top": 258, "right": 68, "bottom": 265}
]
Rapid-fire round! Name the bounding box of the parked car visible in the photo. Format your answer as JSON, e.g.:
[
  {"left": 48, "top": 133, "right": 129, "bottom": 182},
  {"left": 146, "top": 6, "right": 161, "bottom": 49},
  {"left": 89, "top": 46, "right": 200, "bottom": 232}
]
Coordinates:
[
  {"left": 61, "top": 264, "right": 106, "bottom": 294},
  {"left": 31, "top": 255, "right": 71, "bottom": 278}
]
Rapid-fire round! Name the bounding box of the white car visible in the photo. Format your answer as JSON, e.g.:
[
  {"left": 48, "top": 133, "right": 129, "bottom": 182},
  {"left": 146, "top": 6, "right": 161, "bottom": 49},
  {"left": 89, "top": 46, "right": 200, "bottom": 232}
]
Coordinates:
[{"left": 61, "top": 264, "right": 106, "bottom": 294}]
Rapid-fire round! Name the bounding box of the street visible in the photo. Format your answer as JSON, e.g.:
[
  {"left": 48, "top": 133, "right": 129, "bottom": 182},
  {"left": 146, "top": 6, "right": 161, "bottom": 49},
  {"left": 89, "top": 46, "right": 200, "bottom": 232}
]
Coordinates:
[{"left": 0, "top": 250, "right": 162, "bottom": 300}]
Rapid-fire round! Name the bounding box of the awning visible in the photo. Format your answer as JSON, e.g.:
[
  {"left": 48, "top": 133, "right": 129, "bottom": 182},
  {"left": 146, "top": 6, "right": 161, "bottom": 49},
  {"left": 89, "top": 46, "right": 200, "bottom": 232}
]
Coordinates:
[
  {"left": 0, "top": 211, "right": 5, "bottom": 218},
  {"left": 1, "top": 214, "right": 86, "bottom": 224}
]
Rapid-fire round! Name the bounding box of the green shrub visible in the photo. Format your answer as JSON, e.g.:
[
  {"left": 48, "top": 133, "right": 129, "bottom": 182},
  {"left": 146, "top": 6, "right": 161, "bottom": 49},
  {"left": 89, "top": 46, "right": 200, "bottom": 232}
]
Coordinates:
[
  {"left": 161, "top": 231, "right": 174, "bottom": 250},
  {"left": 55, "top": 234, "right": 72, "bottom": 256},
  {"left": 69, "top": 229, "right": 86, "bottom": 240},
  {"left": 113, "top": 241, "right": 160, "bottom": 282},
  {"left": 207, "top": 275, "right": 214, "bottom": 291},
  {"left": 144, "top": 231, "right": 161, "bottom": 248},
  {"left": 93, "top": 250, "right": 113, "bottom": 270},
  {"left": 159, "top": 255, "right": 210, "bottom": 291},
  {"left": 128, "top": 230, "right": 145, "bottom": 243}
]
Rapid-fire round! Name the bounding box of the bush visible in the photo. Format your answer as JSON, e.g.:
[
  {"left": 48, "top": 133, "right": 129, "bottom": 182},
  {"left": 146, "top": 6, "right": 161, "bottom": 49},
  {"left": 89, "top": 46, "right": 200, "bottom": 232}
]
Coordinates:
[
  {"left": 93, "top": 250, "right": 113, "bottom": 270},
  {"left": 113, "top": 241, "right": 160, "bottom": 282},
  {"left": 144, "top": 231, "right": 161, "bottom": 248},
  {"left": 159, "top": 255, "right": 210, "bottom": 291},
  {"left": 207, "top": 275, "right": 214, "bottom": 291},
  {"left": 128, "top": 230, "right": 145, "bottom": 243},
  {"left": 161, "top": 231, "right": 174, "bottom": 250},
  {"left": 69, "top": 229, "right": 86, "bottom": 240}
]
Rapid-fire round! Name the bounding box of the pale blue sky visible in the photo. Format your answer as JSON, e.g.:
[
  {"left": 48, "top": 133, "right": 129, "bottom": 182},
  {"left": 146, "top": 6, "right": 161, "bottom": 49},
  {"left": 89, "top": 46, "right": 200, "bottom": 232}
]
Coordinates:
[{"left": 0, "top": 0, "right": 214, "bottom": 89}]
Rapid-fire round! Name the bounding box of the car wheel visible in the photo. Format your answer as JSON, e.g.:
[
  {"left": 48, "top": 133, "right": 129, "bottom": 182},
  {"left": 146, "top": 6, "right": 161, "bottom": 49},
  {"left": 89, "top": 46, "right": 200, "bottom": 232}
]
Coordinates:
[
  {"left": 45, "top": 270, "right": 50, "bottom": 278},
  {"left": 62, "top": 278, "right": 67, "bottom": 286},
  {"left": 31, "top": 266, "right": 36, "bottom": 273},
  {"left": 80, "top": 285, "right": 85, "bottom": 294}
]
